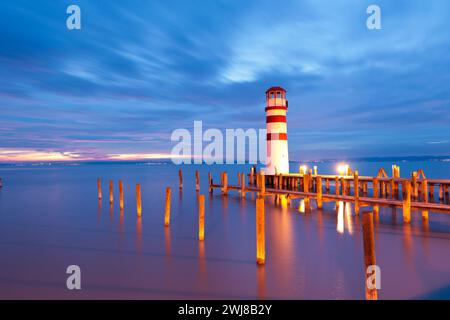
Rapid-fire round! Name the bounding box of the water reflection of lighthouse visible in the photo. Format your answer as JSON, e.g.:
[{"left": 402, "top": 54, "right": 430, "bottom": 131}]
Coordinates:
[{"left": 265, "top": 86, "right": 290, "bottom": 174}]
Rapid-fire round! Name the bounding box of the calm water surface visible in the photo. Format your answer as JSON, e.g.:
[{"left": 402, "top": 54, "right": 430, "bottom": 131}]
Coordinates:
[{"left": 0, "top": 161, "right": 449, "bottom": 299}]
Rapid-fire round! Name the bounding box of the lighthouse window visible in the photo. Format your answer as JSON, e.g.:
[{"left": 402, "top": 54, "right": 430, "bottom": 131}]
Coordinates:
[
  {"left": 270, "top": 92, "right": 275, "bottom": 99},
  {"left": 277, "top": 92, "right": 281, "bottom": 98}
]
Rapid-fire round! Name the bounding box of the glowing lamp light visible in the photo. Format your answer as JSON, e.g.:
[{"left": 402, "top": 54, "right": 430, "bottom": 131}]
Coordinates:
[
  {"left": 337, "top": 164, "right": 349, "bottom": 176},
  {"left": 299, "top": 165, "right": 308, "bottom": 175}
]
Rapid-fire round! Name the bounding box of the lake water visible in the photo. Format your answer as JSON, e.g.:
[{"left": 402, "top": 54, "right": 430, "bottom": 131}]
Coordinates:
[{"left": 0, "top": 160, "right": 449, "bottom": 299}]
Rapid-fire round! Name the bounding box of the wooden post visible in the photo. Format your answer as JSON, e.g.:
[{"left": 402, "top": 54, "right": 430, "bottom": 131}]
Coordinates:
[
  {"left": 119, "top": 180, "right": 124, "bottom": 210},
  {"left": 335, "top": 177, "right": 339, "bottom": 195},
  {"left": 373, "top": 178, "right": 379, "bottom": 215},
  {"left": 381, "top": 181, "right": 386, "bottom": 198},
  {"left": 208, "top": 172, "right": 212, "bottom": 193},
  {"left": 325, "top": 178, "right": 330, "bottom": 192},
  {"left": 256, "top": 196, "right": 265, "bottom": 265},
  {"left": 195, "top": 170, "right": 200, "bottom": 192},
  {"left": 403, "top": 181, "right": 411, "bottom": 223},
  {"left": 412, "top": 171, "right": 418, "bottom": 198},
  {"left": 178, "top": 169, "right": 183, "bottom": 189},
  {"left": 198, "top": 194, "right": 205, "bottom": 240},
  {"left": 109, "top": 180, "right": 114, "bottom": 204},
  {"left": 222, "top": 172, "right": 228, "bottom": 195},
  {"left": 422, "top": 179, "right": 429, "bottom": 220},
  {"left": 136, "top": 184, "right": 142, "bottom": 216},
  {"left": 389, "top": 178, "right": 395, "bottom": 199},
  {"left": 241, "top": 173, "right": 246, "bottom": 198},
  {"left": 341, "top": 177, "right": 346, "bottom": 196},
  {"left": 97, "top": 178, "right": 102, "bottom": 200},
  {"left": 316, "top": 176, "right": 323, "bottom": 209},
  {"left": 250, "top": 167, "right": 255, "bottom": 185},
  {"left": 354, "top": 171, "right": 360, "bottom": 215},
  {"left": 303, "top": 173, "right": 310, "bottom": 209},
  {"left": 164, "top": 187, "right": 171, "bottom": 226},
  {"left": 260, "top": 171, "right": 265, "bottom": 196},
  {"left": 439, "top": 184, "right": 444, "bottom": 201},
  {"left": 237, "top": 172, "right": 241, "bottom": 187},
  {"left": 362, "top": 212, "right": 378, "bottom": 300}
]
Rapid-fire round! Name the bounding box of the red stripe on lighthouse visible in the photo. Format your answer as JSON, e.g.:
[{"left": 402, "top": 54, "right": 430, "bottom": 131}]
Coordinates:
[
  {"left": 267, "top": 133, "right": 287, "bottom": 141},
  {"left": 265, "top": 106, "right": 287, "bottom": 112},
  {"left": 266, "top": 115, "right": 286, "bottom": 123}
]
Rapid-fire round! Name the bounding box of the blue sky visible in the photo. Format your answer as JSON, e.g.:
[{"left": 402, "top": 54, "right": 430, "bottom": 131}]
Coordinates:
[{"left": 0, "top": 0, "right": 449, "bottom": 161}]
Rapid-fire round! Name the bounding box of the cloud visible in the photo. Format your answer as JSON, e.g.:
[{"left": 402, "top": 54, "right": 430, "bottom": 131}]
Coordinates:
[{"left": 0, "top": 0, "right": 450, "bottom": 161}]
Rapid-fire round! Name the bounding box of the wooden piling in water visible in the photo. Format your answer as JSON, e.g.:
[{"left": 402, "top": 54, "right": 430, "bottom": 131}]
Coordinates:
[
  {"left": 222, "top": 172, "right": 228, "bottom": 195},
  {"left": 195, "top": 170, "right": 200, "bottom": 192},
  {"left": 109, "top": 180, "right": 113, "bottom": 204},
  {"left": 316, "top": 176, "right": 323, "bottom": 209},
  {"left": 256, "top": 196, "right": 265, "bottom": 265},
  {"left": 260, "top": 171, "right": 265, "bottom": 196},
  {"left": 303, "top": 173, "right": 310, "bottom": 209},
  {"left": 335, "top": 177, "right": 339, "bottom": 195},
  {"left": 198, "top": 194, "right": 205, "bottom": 241},
  {"left": 422, "top": 179, "right": 429, "bottom": 220},
  {"left": 119, "top": 180, "right": 124, "bottom": 210},
  {"left": 97, "top": 178, "right": 102, "bottom": 200},
  {"left": 403, "top": 181, "right": 411, "bottom": 223},
  {"left": 208, "top": 172, "right": 213, "bottom": 193},
  {"left": 178, "top": 169, "right": 183, "bottom": 189},
  {"left": 373, "top": 177, "right": 379, "bottom": 215},
  {"left": 164, "top": 187, "right": 171, "bottom": 226},
  {"left": 362, "top": 212, "right": 378, "bottom": 300},
  {"left": 241, "top": 173, "right": 246, "bottom": 198},
  {"left": 412, "top": 171, "right": 418, "bottom": 198},
  {"left": 136, "top": 184, "right": 142, "bottom": 216},
  {"left": 354, "top": 171, "right": 360, "bottom": 215}
]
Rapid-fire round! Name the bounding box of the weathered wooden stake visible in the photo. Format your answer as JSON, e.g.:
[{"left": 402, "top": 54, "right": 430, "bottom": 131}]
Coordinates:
[
  {"left": 208, "top": 172, "right": 213, "bottom": 193},
  {"left": 316, "top": 176, "right": 323, "bottom": 209},
  {"left": 241, "top": 173, "right": 246, "bottom": 198},
  {"left": 198, "top": 194, "right": 205, "bottom": 241},
  {"left": 109, "top": 180, "right": 114, "bottom": 204},
  {"left": 303, "top": 174, "right": 310, "bottom": 209},
  {"left": 97, "top": 178, "right": 102, "bottom": 200},
  {"left": 179, "top": 169, "right": 183, "bottom": 189},
  {"left": 119, "top": 180, "right": 124, "bottom": 210},
  {"left": 222, "top": 172, "right": 228, "bottom": 195},
  {"left": 354, "top": 171, "right": 360, "bottom": 215},
  {"left": 422, "top": 179, "right": 429, "bottom": 220},
  {"left": 373, "top": 178, "right": 379, "bottom": 215},
  {"left": 362, "top": 212, "right": 378, "bottom": 300},
  {"left": 335, "top": 177, "right": 339, "bottom": 195},
  {"left": 164, "top": 187, "right": 171, "bottom": 226},
  {"left": 403, "top": 181, "right": 411, "bottom": 223},
  {"left": 412, "top": 171, "right": 418, "bottom": 198},
  {"left": 256, "top": 196, "right": 265, "bottom": 265},
  {"left": 260, "top": 171, "right": 265, "bottom": 196},
  {"left": 195, "top": 170, "right": 200, "bottom": 192},
  {"left": 136, "top": 184, "right": 142, "bottom": 216}
]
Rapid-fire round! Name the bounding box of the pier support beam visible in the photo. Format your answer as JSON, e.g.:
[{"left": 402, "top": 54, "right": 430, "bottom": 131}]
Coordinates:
[
  {"left": 403, "top": 181, "right": 411, "bottom": 223},
  {"left": 198, "top": 194, "right": 205, "bottom": 241},
  {"left": 362, "top": 212, "right": 378, "bottom": 300},
  {"left": 256, "top": 196, "right": 265, "bottom": 265},
  {"left": 164, "top": 187, "right": 171, "bottom": 226},
  {"left": 179, "top": 169, "right": 183, "bottom": 189},
  {"left": 316, "top": 176, "right": 323, "bottom": 209},
  {"left": 195, "top": 170, "right": 200, "bottom": 192},
  {"left": 136, "top": 184, "right": 142, "bottom": 216},
  {"left": 97, "top": 178, "right": 102, "bottom": 200},
  {"left": 119, "top": 180, "right": 124, "bottom": 210},
  {"left": 354, "top": 171, "right": 360, "bottom": 215}
]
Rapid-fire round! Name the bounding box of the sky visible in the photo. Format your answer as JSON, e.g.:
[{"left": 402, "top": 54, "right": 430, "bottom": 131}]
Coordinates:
[{"left": 0, "top": 0, "right": 449, "bottom": 161}]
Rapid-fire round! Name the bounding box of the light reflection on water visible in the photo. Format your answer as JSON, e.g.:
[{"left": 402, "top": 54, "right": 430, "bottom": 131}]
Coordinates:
[{"left": 0, "top": 162, "right": 449, "bottom": 299}]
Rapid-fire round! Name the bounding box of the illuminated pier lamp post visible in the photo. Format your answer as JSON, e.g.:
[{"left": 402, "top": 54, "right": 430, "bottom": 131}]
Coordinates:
[
  {"left": 337, "top": 163, "right": 350, "bottom": 176},
  {"left": 299, "top": 165, "right": 308, "bottom": 175}
]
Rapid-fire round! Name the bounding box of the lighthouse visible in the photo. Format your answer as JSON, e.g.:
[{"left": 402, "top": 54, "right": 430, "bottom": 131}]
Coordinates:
[{"left": 265, "top": 86, "right": 289, "bottom": 175}]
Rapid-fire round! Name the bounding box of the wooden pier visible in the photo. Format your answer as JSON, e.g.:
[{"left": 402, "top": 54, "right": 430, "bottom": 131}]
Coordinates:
[{"left": 208, "top": 168, "right": 450, "bottom": 220}]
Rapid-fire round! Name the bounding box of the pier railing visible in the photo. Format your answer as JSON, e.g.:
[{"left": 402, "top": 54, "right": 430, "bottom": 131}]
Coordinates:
[{"left": 208, "top": 170, "right": 450, "bottom": 222}]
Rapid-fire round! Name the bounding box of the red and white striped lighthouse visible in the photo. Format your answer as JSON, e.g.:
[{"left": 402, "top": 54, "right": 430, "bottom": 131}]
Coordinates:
[{"left": 265, "top": 86, "right": 289, "bottom": 174}]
